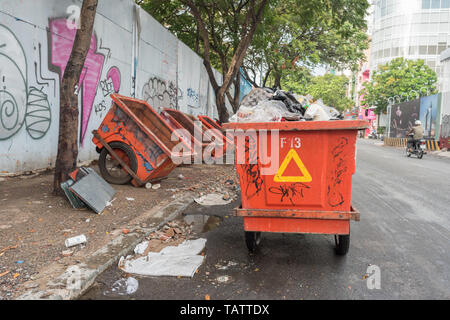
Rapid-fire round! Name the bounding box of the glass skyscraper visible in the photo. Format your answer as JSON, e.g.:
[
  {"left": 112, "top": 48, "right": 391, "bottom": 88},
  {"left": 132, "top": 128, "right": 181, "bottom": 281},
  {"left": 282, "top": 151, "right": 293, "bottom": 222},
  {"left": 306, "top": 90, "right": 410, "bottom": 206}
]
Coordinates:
[{"left": 370, "top": 0, "right": 450, "bottom": 88}]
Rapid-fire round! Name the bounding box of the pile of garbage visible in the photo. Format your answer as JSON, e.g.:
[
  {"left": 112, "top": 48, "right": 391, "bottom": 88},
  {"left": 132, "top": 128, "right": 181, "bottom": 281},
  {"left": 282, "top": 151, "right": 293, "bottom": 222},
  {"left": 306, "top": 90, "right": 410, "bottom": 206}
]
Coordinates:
[
  {"left": 118, "top": 220, "right": 207, "bottom": 278},
  {"left": 229, "top": 87, "right": 344, "bottom": 123}
]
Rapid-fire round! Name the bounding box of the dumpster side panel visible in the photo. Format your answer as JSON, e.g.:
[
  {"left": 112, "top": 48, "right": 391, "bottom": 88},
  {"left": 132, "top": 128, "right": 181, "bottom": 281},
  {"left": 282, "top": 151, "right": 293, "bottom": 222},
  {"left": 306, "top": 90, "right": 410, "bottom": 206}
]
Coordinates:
[
  {"left": 236, "top": 128, "right": 358, "bottom": 212},
  {"left": 243, "top": 217, "right": 350, "bottom": 235}
]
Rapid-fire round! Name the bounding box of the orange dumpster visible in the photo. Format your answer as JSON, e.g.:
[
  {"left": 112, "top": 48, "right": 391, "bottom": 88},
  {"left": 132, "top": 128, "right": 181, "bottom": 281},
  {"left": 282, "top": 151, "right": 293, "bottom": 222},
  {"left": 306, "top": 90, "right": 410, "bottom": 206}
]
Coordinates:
[
  {"left": 222, "top": 120, "right": 368, "bottom": 255},
  {"left": 92, "top": 94, "right": 194, "bottom": 187}
]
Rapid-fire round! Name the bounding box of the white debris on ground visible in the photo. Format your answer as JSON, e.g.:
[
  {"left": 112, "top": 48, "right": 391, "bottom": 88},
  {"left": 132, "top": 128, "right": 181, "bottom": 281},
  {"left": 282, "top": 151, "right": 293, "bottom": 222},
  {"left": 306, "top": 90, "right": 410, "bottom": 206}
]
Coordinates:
[
  {"left": 104, "top": 277, "right": 139, "bottom": 296},
  {"left": 194, "top": 193, "right": 233, "bottom": 206},
  {"left": 118, "top": 219, "right": 207, "bottom": 278},
  {"left": 118, "top": 238, "right": 207, "bottom": 278}
]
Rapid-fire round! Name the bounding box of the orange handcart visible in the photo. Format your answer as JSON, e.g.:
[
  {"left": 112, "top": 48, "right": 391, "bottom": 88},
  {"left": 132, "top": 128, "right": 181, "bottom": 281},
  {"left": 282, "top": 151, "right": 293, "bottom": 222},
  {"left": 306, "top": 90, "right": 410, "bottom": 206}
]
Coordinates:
[{"left": 92, "top": 94, "right": 194, "bottom": 187}]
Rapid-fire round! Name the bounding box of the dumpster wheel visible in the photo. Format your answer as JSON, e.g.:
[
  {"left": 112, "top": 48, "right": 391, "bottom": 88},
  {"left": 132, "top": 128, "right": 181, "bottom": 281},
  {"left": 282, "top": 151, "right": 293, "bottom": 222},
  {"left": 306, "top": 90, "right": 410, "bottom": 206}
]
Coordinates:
[
  {"left": 99, "top": 141, "right": 137, "bottom": 185},
  {"left": 334, "top": 234, "right": 350, "bottom": 255},
  {"left": 245, "top": 231, "right": 262, "bottom": 253}
]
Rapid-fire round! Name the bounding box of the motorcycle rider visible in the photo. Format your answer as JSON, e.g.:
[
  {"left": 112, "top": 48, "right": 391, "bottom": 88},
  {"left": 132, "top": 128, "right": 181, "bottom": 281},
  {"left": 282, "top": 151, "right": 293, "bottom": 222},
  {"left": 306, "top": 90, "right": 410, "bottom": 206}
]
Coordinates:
[{"left": 407, "top": 120, "right": 424, "bottom": 151}]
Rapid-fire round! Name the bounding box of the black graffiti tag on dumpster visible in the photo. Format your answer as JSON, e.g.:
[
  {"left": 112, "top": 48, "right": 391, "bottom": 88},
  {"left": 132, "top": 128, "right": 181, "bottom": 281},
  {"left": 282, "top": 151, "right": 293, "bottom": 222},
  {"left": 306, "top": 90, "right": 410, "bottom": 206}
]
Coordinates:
[
  {"left": 243, "top": 134, "right": 263, "bottom": 199},
  {"left": 269, "top": 183, "right": 310, "bottom": 205},
  {"left": 328, "top": 137, "right": 348, "bottom": 208},
  {"left": 244, "top": 164, "right": 264, "bottom": 199}
]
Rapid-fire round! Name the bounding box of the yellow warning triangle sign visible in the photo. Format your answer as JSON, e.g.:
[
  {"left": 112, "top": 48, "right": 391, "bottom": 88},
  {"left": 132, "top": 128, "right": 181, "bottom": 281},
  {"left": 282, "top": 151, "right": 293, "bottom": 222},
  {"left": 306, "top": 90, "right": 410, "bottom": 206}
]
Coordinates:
[{"left": 274, "top": 149, "right": 312, "bottom": 183}]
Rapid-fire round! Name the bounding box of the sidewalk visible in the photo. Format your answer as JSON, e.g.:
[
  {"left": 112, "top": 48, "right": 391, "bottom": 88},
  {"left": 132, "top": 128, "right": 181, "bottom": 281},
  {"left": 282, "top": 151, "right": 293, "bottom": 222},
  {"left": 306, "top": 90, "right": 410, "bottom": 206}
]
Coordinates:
[{"left": 0, "top": 164, "right": 238, "bottom": 300}]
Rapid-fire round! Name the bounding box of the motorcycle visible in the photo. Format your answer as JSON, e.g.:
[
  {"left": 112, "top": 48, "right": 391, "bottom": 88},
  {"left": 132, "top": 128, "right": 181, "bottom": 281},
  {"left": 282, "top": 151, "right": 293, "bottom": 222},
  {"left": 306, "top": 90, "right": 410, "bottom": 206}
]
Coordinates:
[
  {"left": 406, "top": 134, "right": 426, "bottom": 159},
  {"left": 368, "top": 131, "right": 378, "bottom": 139}
]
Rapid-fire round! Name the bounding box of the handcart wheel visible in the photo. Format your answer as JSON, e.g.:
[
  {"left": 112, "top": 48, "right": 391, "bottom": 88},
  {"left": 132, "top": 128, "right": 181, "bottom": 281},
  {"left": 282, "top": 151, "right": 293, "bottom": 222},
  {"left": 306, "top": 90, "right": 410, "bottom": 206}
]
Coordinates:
[
  {"left": 334, "top": 234, "right": 350, "bottom": 255},
  {"left": 245, "top": 231, "right": 262, "bottom": 253},
  {"left": 99, "top": 141, "right": 137, "bottom": 185}
]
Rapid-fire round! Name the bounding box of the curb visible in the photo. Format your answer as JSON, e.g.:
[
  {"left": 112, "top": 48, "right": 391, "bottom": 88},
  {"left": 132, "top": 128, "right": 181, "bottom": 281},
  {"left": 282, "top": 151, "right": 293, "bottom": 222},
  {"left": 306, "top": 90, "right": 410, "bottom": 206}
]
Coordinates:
[{"left": 17, "top": 193, "right": 195, "bottom": 300}]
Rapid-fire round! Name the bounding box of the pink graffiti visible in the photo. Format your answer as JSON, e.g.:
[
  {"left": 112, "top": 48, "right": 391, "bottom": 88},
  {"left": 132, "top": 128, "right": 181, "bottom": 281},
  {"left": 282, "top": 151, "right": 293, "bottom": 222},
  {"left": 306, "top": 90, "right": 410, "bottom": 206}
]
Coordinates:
[
  {"left": 50, "top": 18, "right": 104, "bottom": 144},
  {"left": 106, "top": 67, "right": 121, "bottom": 92}
]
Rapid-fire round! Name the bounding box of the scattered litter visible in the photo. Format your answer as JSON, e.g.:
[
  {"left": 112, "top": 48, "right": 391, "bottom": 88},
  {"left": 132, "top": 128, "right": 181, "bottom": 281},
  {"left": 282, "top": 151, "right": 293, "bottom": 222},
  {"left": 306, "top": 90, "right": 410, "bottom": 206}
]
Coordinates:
[
  {"left": 0, "top": 244, "right": 18, "bottom": 254},
  {"left": 16, "top": 260, "right": 24, "bottom": 264},
  {"left": 205, "top": 294, "right": 211, "bottom": 300},
  {"left": 106, "top": 198, "right": 116, "bottom": 207},
  {"left": 0, "top": 271, "right": 10, "bottom": 278},
  {"left": 13, "top": 273, "right": 19, "bottom": 279},
  {"left": 122, "top": 229, "right": 130, "bottom": 235},
  {"left": 145, "top": 182, "right": 152, "bottom": 189},
  {"left": 126, "top": 197, "right": 135, "bottom": 201},
  {"left": 65, "top": 234, "right": 87, "bottom": 248},
  {"left": 62, "top": 249, "right": 74, "bottom": 257},
  {"left": 194, "top": 193, "right": 232, "bottom": 206},
  {"left": 85, "top": 219, "right": 90, "bottom": 223},
  {"left": 178, "top": 174, "right": 185, "bottom": 180},
  {"left": 216, "top": 275, "right": 231, "bottom": 283},
  {"left": 118, "top": 238, "right": 207, "bottom": 278},
  {"left": 105, "top": 277, "right": 139, "bottom": 296},
  {"left": 152, "top": 184, "right": 161, "bottom": 190},
  {"left": 215, "top": 261, "right": 238, "bottom": 270}
]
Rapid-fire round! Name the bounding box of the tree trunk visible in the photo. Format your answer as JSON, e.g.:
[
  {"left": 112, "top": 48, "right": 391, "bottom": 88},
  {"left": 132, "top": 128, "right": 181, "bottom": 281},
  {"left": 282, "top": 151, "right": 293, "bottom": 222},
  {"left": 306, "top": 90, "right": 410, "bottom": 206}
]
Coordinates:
[
  {"left": 274, "top": 73, "right": 282, "bottom": 90},
  {"left": 216, "top": 93, "right": 228, "bottom": 124},
  {"left": 233, "top": 73, "right": 241, "bottom": 113},
  {"left": 53, "top": 0, "right": 99, "bottom": 195}
]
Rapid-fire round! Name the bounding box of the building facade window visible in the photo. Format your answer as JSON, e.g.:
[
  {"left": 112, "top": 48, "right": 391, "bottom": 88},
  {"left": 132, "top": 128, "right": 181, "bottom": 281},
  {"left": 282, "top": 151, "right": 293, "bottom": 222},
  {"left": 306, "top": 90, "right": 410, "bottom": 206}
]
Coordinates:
[{"left": 371, "top": 0, "right": 450, "bottom": 86}]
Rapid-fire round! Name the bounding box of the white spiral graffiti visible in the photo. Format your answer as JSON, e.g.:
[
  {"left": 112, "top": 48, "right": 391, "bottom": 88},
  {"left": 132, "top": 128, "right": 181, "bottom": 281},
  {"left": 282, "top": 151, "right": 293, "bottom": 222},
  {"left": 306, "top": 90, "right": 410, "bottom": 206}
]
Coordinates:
[{"left": 0, "top": 24, "right": 27, "bottom": 140}]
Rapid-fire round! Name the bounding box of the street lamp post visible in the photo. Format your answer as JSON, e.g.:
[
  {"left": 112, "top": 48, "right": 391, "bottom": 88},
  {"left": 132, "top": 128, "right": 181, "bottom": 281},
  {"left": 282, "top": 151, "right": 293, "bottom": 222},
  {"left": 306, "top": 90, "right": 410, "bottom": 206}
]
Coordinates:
[{"left": 386, "top": 96, "right": 396, "bottom": 138}]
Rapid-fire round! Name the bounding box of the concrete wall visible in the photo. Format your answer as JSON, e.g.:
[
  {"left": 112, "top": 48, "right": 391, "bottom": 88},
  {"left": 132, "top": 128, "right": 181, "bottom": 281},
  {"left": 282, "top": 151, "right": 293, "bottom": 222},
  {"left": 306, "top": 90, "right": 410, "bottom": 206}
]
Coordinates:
[{"left": 0, "top": 0, "right": 248, "bottom": 175}]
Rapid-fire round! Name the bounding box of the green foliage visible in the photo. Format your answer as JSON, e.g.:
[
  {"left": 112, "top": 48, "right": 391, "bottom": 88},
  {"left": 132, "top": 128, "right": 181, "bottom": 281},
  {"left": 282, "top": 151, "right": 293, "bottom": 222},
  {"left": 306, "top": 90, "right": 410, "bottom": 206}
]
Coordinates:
[
  {"left": 360, "top": 58, "right": 438, "bottom": 114},
  {"left": 138, "top": 0, "right": 265, "bottom": 72},
  {"left": 302, "top": 73, "right": 354, "bottom": 111},
  {"left": 244, "top": 0, "right": 370, "bottom": 88},
  {"left": 280, "top": 67, "right": 312, "bottom": 93}
]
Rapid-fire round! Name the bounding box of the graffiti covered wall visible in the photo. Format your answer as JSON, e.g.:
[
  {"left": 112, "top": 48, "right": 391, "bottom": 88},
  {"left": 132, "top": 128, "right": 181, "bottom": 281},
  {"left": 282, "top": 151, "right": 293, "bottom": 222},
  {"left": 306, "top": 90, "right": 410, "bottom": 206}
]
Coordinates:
[{"left": 0, "top": 0, "right": 225, "bottom": 174}]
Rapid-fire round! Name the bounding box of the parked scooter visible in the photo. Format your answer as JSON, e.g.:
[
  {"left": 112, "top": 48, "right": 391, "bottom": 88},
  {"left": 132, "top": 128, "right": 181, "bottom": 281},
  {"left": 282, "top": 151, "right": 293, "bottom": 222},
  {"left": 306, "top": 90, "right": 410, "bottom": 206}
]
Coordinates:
[
  {"left": 368, "top": 130, "right": 378, "bottom": 139},
  {"left": 406, "top": 134, "right": 426, "bottom": 159}
]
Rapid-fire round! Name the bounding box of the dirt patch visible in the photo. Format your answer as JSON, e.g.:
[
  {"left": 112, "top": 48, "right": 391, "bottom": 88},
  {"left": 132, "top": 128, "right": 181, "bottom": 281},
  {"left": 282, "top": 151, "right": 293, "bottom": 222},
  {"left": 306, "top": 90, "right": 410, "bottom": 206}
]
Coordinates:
[{"left": 0, "top": 164, "right": 238, "bottom": 299}]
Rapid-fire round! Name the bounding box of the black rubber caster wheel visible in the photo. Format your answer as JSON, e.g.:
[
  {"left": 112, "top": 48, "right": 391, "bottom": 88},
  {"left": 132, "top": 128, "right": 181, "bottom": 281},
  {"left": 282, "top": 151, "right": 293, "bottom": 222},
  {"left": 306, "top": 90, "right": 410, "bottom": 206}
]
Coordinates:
[
  {"left": 245, "top": 231, "right": 262, "bottom": 253},
  {"left": 334, "top": 234, "right": 350, "bottom": 255}
]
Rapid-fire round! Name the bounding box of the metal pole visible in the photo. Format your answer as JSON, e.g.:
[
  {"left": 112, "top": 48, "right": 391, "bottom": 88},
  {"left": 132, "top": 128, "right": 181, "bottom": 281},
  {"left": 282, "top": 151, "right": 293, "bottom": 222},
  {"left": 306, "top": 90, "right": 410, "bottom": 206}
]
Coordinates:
[{"left": 387, "top": 102, "right": 392, "bottom": 138}]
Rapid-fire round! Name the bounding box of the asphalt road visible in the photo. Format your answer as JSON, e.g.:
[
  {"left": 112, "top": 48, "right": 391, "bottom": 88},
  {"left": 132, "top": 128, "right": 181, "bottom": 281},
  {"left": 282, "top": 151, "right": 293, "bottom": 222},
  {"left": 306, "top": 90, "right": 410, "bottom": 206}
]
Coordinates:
[{"left": 81, "top": 140, "right": 450, "bottom": 300}]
